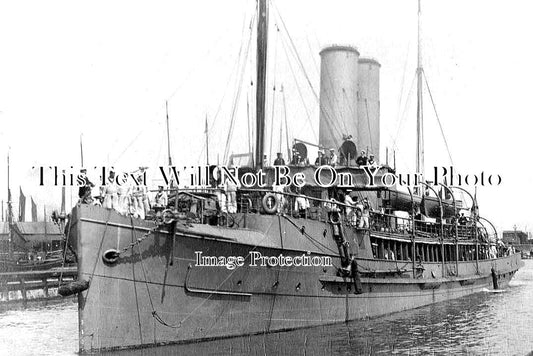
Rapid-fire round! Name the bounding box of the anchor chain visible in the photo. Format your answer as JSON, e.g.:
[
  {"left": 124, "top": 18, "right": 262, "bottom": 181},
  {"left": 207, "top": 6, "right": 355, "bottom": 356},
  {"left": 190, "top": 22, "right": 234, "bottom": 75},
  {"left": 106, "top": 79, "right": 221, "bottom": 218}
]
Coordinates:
[
  {"left": 102, "top": 225, "right": 164, "bottom": 264},
  {"left": 120, "top": 227, "right": 158, "bottom": 255}
]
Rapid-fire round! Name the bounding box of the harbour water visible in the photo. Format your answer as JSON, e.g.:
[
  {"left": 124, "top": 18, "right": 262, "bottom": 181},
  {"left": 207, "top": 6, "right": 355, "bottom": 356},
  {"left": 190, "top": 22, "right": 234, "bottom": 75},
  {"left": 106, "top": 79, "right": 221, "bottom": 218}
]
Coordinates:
[{"left": 1, "top": 261, "right": 532, "bottom": 356}]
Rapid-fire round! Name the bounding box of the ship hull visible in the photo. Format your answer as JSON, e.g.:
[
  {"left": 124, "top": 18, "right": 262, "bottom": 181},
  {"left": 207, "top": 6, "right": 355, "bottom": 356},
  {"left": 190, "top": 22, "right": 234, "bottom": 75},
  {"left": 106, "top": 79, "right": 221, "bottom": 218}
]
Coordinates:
[{"left": 70, "top": 205, "right": 522, "bottom": 353}]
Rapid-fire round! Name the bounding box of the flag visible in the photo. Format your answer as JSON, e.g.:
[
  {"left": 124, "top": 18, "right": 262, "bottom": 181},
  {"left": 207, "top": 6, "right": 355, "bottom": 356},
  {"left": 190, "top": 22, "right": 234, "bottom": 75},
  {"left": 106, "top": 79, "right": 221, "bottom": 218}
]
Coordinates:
[
  {"left": 31, "top": 197, "right": 38, "bottom": 222},
  {"left": 19, "top": 187, "right": 26, "bottom": 222}
]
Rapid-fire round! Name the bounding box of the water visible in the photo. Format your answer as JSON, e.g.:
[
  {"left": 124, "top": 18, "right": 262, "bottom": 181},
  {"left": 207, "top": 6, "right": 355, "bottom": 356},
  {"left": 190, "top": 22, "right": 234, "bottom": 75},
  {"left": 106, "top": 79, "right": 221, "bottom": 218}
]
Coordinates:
[{"left": 1, "top": 261, "right": 532, "bottom": 356}]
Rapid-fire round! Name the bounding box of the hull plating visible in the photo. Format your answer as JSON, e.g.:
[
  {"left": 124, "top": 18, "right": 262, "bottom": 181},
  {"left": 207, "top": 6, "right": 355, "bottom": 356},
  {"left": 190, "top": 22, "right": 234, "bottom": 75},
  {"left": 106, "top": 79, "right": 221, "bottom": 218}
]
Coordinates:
[{"left": 70, "top": 205, "right": 523, "bottom": 353}]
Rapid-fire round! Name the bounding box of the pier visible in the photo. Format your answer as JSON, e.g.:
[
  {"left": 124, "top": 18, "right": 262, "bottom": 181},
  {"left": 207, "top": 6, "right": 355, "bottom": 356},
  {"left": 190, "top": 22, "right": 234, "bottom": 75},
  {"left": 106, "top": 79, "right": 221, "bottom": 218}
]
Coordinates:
[{"left": 0, "top": 267, "right": 77, "bottom": 303}]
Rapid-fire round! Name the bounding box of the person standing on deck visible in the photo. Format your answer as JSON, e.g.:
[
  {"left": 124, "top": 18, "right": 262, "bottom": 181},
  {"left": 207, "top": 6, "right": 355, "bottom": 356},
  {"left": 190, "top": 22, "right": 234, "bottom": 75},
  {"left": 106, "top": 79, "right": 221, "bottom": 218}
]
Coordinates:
[
  {"left": 329, "top": 148, "right": 338, "bottom": 167},
  {"left": 367, "top": 154, "right": 377, "bottom": 168},
  {"left": 102, "top": 170, "right": 118, "bottom": 210},
  {"left": 116, "top": 183, "right": 131, "bottom": 215},
  {"left": 294, "top": 190, "right": 310, "bottom": 217},
  {"left": 315, "top": 150, "right": 327, "bottom": 166},
  {"left": 273, "top": 153, "right": 285, "bottom": 166},
  {"left": 344, "top": 192, "right": 356, "bottom": 225},
  {"left": 154, "top": 186, "right": 168, "bottom": 208},
  {"left": 78, "top": 168, "right": 94, "bottom": 204},
  {"left": 139, "top": 175, "right": 151, "bottom": 216},
  {"left": 131, "top": 174, "right": 149, "bottom": 219},
  {"left": 225, "top": 177, "right": 238, "bottom": 214},
  {"left": 358, "top": 198, "right": 370, "bottom": 229},
  {"left": 356, "top": 151, "right": 368, "bottom": 166}
]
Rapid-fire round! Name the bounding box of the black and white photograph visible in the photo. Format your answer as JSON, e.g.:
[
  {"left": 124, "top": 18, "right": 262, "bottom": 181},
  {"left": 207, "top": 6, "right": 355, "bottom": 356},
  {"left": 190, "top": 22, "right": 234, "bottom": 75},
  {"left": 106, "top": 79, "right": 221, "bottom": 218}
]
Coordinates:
[{"left": 0, "top": 0, "right": 532, "bottom": 355}]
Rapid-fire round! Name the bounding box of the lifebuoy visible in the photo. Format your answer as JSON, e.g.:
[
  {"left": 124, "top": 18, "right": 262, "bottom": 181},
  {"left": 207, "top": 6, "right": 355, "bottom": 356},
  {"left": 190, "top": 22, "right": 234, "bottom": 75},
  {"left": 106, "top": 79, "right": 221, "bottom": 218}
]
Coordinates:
[
  {"left": 262, "top": 193, "right": 278, "bottom": 214},
  {"left": 162, "top": 209, "right": 175, "bottom": 224},
  {"left": 329, "top": 211, "right": 340, "bottom": 224}
]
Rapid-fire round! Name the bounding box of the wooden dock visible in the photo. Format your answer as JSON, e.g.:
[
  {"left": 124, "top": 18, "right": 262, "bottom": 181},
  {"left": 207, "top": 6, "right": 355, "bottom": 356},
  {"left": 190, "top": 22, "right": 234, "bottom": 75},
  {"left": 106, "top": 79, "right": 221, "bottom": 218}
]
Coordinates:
[{"left": 0, "top": 266, "right": 77, "bottom": 302}]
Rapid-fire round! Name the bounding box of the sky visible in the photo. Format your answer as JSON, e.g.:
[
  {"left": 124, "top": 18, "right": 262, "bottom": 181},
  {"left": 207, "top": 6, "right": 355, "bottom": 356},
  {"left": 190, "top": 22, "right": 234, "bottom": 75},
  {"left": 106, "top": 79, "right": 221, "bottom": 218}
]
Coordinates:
[{"left": 0, "top": 0, "right": 532, "bottom": 233}]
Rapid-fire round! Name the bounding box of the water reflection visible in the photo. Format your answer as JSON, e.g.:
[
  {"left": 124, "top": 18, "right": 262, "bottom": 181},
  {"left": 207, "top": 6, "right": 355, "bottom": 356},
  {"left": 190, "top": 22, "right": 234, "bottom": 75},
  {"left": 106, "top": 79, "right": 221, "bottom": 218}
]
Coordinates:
[
  {"left": 112, "top": 262, "right": 533, "bottom": 355},
  {"left": 0, "top": 262, "right": 532, "bottom": 355}
]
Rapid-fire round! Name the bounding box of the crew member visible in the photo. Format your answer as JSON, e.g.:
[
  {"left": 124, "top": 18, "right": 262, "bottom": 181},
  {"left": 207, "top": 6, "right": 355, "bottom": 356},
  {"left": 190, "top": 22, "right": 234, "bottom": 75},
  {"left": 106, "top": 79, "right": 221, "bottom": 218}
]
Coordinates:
[
  {"left": 329, "top": 148, "right": 338, "bottom": 167},
  {"left": 356, "top": 151, "right": 368, "bottom": 166},
  {"left": 78, "top": 168, "right": 94, "bottom": 204},
  {"left": 132, "top": 174, "right": 150, "bottom": 219},
  {"left": 367, "top": 154, "right": 377, "bottom": 168},
  {"left": 117, "top": 183, "right": 131, "bottom": 215},
  {"left": 315, "top": 150, "right": 327, "bottom": 166},
  {"left": 344, "top": 191, "right": 356, "bottom": 225},
  {"left": 295, "top": 191, "right": 310, "bottom": 217},
  {"left": 154, "top": 186, "right": 168, "bottom": 208},
  {"left": 273, "top": 152, "right": 286, "bottom": 166},
  {"left": 102, "top": 170, "right": 118, "bottom": 210},
  {"left": 225, "top": 177, "right": 238, "bottom": 213},
  {"left": 359, "top": 198, "right": 371, "bottom": 229},
  {"left": 385, "top": 247, "right": 395, "bottom": 260}
]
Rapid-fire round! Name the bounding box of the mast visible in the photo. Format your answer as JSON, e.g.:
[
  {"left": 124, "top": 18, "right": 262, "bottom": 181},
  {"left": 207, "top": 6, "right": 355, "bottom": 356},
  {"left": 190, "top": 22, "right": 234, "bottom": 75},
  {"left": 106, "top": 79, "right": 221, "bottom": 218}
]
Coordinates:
[
  {"left": 44, "top": 205, "right": 47, "bottom": 252},
  {"left": 80, "top": 133, "right": 85, "bottom": 167},
  {"left": 7, "top": 151, "right": 12, "bottom": 225},
  {"left": 166, "top": 101, "right": 173, "bottom": 166},
  {"left": 7, "top": 150, "right": 13, "bottom": 257},
  {"left": 254, "top": 0, "right": 268, "bottom": 170},
  {"left": 415, "top": 0, "right": 425, "bottom": 191},
  {"left": 281, "top": 84, "right": 291, "bottom": 161},
  {"left": 205, "top": 115, "right": 209, "bottom": 165}
]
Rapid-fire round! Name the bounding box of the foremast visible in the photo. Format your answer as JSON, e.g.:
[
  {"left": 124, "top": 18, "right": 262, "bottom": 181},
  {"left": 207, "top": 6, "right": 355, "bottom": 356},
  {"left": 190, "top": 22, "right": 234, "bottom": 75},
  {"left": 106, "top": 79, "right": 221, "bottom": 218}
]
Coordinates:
[
  {"left": 254, "top": 0, "right": 268, "bottom": 170},
  {"left": 415, "top": 0, "right": 424, "bottom": 194},
  {"left": 6, "top": 150, "right": 13, "bottom": 258}
]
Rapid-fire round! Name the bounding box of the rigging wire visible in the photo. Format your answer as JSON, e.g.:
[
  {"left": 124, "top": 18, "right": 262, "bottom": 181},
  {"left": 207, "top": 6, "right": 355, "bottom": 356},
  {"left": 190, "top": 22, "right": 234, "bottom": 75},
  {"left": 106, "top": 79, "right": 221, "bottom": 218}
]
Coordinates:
[
  {"left": 271, "top": 0, "right": 354, "bottom": 149},
  {"left": 194, "top": 46, "right": 243, "bottom": 165},
  {"left": 268, "top": 24, "right": 280, "bottom": 163},
  {"left": 306, "top": 35, "right": 320, "bottom": 78},
  {"left": 222, "top": 11, "right": 257, "bottom": 163},
  {"left": 278, "top": 30, "right": 318, "bottom": 141},
  {"left": 365, "top": 99, "right": 374, "bottom": 151},
  {"left": 422, "top": 70, "right": 454, "bottom": 166},
  {"left": 320, "top": 63, "right": 350, "bottom": 137},
  {"left": 395, "top": 41, "right": 412, "bottom": 133},
  {"left": 391, "top": 71, "right": 417, "bottom": 150},
  {"left": 272, "top": 1, "right": 349, "bottom": 146},
  {"left": 165, "top": 1, "right": 248, "bottom": 102}
]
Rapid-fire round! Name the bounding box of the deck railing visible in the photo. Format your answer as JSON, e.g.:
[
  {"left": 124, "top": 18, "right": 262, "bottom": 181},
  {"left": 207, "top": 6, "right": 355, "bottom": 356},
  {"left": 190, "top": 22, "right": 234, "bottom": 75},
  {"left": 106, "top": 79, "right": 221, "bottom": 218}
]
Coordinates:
[{"left": 170, "top": 188, "right": 479, "bottom": 241}]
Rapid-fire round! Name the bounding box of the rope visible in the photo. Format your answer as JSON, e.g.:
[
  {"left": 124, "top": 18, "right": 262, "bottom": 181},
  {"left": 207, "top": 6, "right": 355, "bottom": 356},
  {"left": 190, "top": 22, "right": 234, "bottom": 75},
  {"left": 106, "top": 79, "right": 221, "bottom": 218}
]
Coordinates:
[
  {"left": 222, "top": 11, "right": 256, "bottom": 163},
  {"left": 82, "top": 210, "right": 112, "bottom": 304},
  {"left": 278, "top": 31, "right": 318, "bottom": 141},
  {"left": 422, "top": 71, "right": 454, "bottom": 166},
  {"left": 281, "top": 215, "right": 339, "bottom": 255},
  {"left": 194, "top": 15, "right": 248, "bottom": 166},
  {"left": 273, "top": 1, "right": 347, "bottom": 144},
  {"left": 131, "top": 216, "right": 182, "bottom": 329},
  {"left": 365, "top": 99, "right": 373, "bottom": 151},
  {"left": 58, "top": 221, "right": 72, "bottom": 288}
]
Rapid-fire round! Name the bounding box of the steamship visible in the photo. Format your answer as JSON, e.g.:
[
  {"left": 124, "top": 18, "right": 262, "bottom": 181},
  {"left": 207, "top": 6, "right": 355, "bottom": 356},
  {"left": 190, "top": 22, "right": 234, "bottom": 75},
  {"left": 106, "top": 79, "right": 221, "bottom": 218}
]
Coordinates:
[{"left": 66, "top": 0, "right": 523, "bottom": 353}]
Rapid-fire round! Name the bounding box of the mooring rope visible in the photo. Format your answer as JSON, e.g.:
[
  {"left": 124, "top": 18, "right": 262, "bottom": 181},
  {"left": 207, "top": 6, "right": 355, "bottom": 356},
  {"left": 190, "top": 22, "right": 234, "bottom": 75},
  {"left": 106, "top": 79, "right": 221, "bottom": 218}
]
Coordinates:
[
  {"left": 82, "top": 209, "right": 112, "bottom": 304},
  {"left": 131, "top": 216, "right": 182, "bottom": 329},
  {"left": 58, "top": 220, "right": 72, "bottom": 288}
]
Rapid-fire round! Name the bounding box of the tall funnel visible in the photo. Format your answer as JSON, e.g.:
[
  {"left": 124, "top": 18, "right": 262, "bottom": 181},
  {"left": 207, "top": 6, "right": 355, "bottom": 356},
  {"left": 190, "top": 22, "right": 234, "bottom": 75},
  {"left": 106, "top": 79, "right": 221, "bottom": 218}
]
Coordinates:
[
  {"left": 318, "top": 45, "right": 360, "bottom": 151},
  {"left": 357, "top": 57, "right": 381, "bottom": 162}
]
